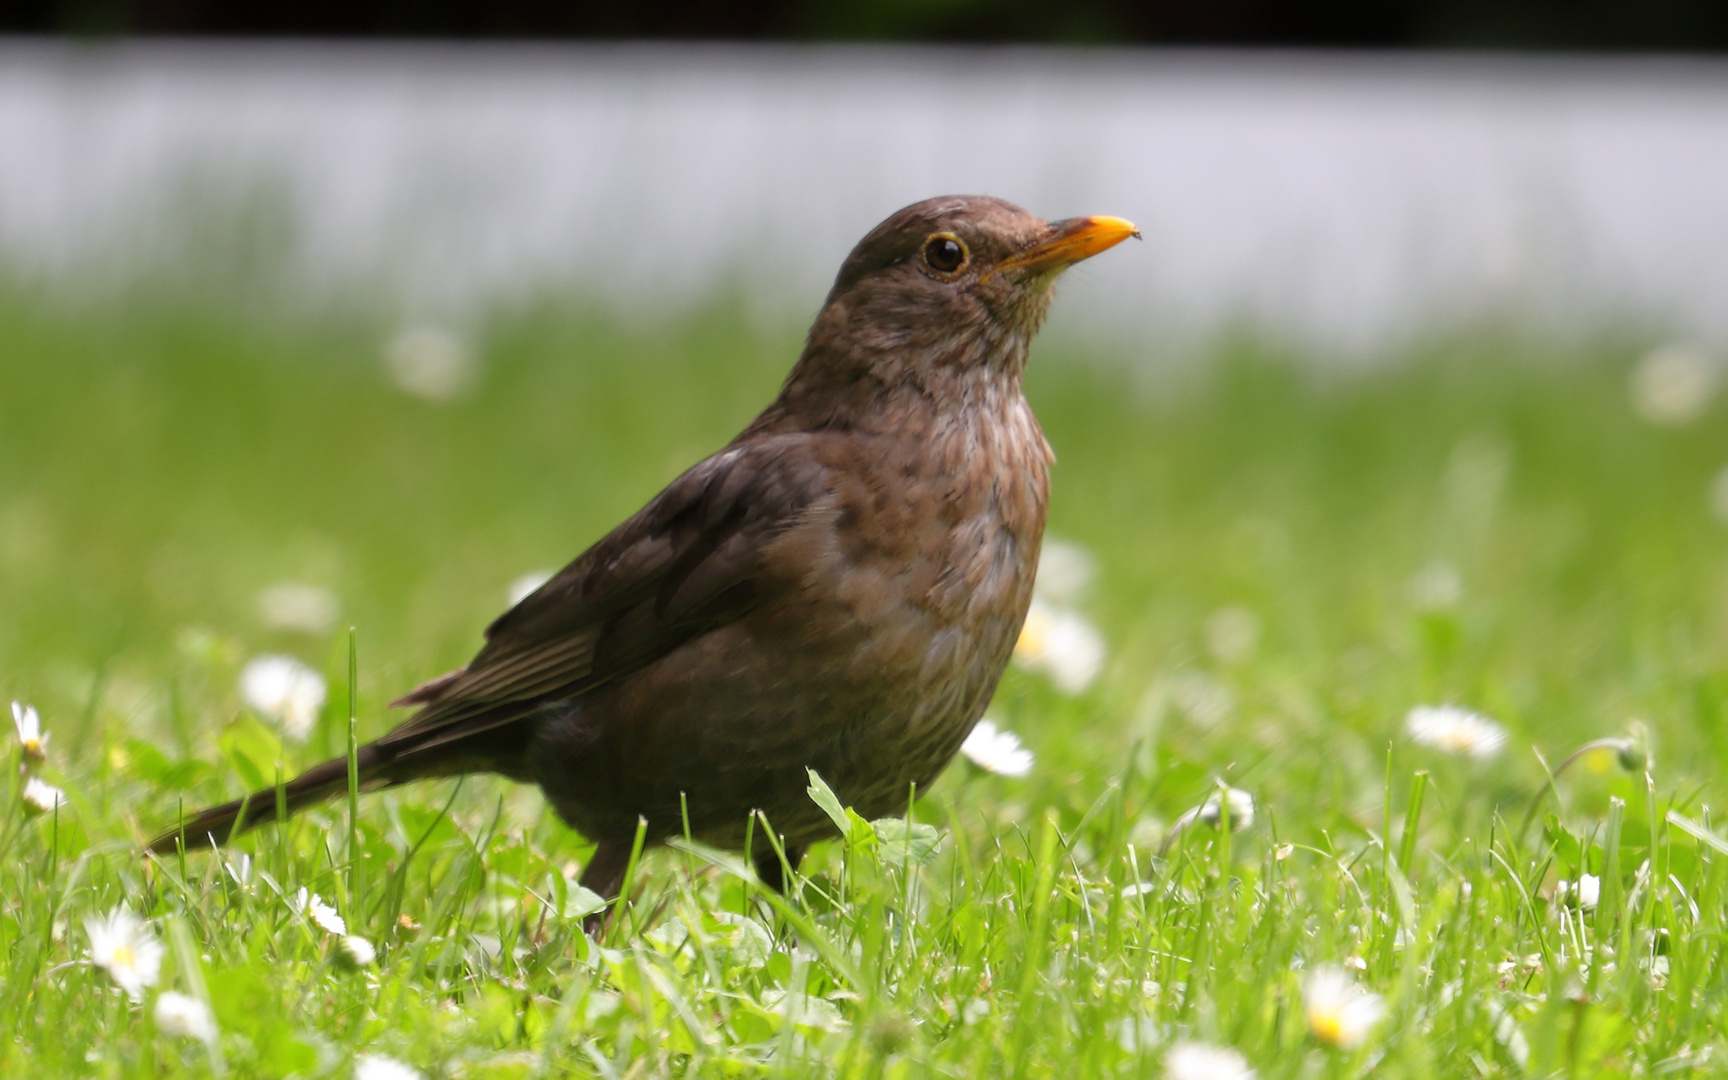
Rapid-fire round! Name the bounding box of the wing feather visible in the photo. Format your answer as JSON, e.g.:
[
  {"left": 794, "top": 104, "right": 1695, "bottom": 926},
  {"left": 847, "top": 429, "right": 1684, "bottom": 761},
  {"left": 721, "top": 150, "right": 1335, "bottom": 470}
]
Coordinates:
[{"left": 376, "top": 437, "right": 826, "bottom": 757}]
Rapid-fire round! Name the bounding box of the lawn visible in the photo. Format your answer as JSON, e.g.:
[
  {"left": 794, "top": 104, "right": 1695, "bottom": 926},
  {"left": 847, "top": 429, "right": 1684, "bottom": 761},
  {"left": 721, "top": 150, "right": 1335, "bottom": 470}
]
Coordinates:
[{"left": 4, "top": 282, "right": 1728, "bottom": 1078}]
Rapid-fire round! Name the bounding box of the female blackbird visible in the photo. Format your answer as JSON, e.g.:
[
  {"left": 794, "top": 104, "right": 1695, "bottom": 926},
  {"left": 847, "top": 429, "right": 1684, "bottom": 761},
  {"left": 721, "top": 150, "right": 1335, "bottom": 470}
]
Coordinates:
[{"left": 148, "top": 195, "right": 1137, "bottom": 907}]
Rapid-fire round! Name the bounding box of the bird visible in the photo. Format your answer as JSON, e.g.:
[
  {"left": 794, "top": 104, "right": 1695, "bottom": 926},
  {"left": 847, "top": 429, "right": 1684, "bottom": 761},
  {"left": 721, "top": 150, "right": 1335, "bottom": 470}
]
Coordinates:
[{"left": 146, "top": 195, "right": 1137, "bottom": 917}]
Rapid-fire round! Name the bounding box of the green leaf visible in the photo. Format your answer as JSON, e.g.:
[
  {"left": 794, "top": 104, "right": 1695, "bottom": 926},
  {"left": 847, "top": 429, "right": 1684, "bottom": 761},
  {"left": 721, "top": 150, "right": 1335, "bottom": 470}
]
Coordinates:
[
  {"left": 218, "top": 715, "right": 283, "bottom": 794},
  {"left": 1666, "top": 809, "right": 1728, "bottom": 857},
  {"left": 805, "top": 768, "right": 852, "bottom": 838},
  {"left": 870, "top": 818, "right": 942, "bottom": 866}
]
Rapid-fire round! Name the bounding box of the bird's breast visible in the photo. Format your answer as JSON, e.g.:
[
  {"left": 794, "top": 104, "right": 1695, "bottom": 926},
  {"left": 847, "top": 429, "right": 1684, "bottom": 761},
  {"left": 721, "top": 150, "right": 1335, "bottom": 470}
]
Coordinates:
[{"left": 750, "top": 387, "right": 1050, "bottom": 803}]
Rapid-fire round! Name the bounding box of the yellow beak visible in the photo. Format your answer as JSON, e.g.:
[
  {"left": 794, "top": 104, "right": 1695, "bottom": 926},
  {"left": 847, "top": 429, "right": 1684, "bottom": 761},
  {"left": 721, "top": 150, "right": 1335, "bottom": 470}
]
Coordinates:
[{"left": 995, "top": 215, "right": 1140, "bottom": 276}]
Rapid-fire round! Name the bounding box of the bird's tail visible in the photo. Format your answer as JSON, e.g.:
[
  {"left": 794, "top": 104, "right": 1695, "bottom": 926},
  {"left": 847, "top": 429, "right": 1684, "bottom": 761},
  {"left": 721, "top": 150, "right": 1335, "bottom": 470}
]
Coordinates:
[{"left": 145, "top": 744, "right": 391, "bottom": 856}]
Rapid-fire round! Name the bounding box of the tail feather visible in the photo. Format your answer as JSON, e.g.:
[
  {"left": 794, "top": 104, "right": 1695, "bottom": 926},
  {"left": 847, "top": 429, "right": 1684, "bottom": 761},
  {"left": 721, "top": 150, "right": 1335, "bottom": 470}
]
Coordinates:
[{"left": 145, "top": 745, "right": 386, "bottom": 856}]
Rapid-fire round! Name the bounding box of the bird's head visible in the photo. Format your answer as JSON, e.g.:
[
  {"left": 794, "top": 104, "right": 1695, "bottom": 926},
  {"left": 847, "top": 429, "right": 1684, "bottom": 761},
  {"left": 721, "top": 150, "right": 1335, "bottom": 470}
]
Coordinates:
[{"left": 775, "top": 196, "right": 1137, "bottom": 426}]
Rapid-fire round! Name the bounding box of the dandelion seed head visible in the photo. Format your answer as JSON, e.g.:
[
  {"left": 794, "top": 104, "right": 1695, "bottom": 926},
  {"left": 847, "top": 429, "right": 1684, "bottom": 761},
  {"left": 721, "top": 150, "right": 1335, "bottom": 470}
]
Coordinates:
[{"left": 959, "top": 719, "right": 1034, "bottom": 777}]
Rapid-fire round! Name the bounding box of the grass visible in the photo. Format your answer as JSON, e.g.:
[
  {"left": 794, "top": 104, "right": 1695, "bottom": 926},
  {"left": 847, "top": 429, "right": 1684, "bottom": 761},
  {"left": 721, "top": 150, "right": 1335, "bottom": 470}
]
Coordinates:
[{"left": 4, "top": 283, "right": 1728, "bottom": 1077}]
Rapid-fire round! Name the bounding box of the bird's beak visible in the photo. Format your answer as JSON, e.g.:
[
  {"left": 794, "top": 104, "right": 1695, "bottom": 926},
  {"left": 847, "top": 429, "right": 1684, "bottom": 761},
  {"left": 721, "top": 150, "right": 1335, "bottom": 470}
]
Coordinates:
[{"left": 995, "top": 215, "right": 1140, "bottom": 277}]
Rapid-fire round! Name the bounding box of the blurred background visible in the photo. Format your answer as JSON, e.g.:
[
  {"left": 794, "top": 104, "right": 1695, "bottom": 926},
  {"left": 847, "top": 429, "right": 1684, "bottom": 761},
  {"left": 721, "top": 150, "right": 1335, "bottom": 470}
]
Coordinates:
[{"left": 3, "top": 4, "right": 1728, "bottom": 837}]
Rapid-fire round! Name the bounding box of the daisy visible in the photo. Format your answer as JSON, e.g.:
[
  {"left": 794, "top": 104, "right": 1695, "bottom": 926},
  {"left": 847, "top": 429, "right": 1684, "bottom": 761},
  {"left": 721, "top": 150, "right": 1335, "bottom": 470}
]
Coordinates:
[
  {"left": 1165, "top": 1040, "right": 1256, "bottom": 1080},
  {"left": 22, "top": 777, "right": 67, "bottom": 815},
  {"left": 355, "top": 1053, "right": 423, "bottom": 1080},
  {"left": 154, "top": 991, "right": 217, "bottom": 1042},
  {"left": 239, "top": 655, "right": 328, "bottom": 743},
  {"left": 12, "top": 701, "right": 45, "bottom": 763},
  {"left": 85, "top": 907, "right": 164, "bottom": 1001},
  {"left": 959, "top": 719, "right": 1034, "bottom": 777},
  {"left": 294, "top": 888, "right": 347, "bottom": 935},
  {"left": 339, "top": 935, "right": 377, "bottom": 967},
  {"left": 1302, "top": 966, "right": 1385, "bottom": 1049},
  {"left": 1194, "top": 786, "right": 1255, "bottom": 831},
  {"left": 1405, "top": 705, "right": 1507, "bottom": 759},
  {"left": 1014, "top": 599, "right": 1105, "bottom": 694},
  {"left": 1557, "top": 874, "right": 1601, "bottom": 911},
  {"left": 258, "top": 583, "right": 339, "bottom": 634}
]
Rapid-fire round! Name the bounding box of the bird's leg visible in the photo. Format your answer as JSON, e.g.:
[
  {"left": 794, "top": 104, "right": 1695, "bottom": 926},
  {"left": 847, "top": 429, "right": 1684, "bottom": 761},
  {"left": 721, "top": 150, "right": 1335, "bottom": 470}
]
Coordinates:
[
  {"left": 578, "top": 838, "right": 634, "bottom": 936},
  {"left": 752, "top": 842, "right": 806, "bottom": 896}
]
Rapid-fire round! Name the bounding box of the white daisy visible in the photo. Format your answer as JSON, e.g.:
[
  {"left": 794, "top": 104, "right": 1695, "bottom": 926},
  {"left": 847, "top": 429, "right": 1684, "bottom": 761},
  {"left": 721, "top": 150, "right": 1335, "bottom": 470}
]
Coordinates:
[
  {"left": 1194, "top": 786, "right": 1255, "bottom": 831},
  {"left": 1302, "top": 966, "right": 1385, "bottom": 1049},
  {"left": 959, "top": 719, "right": 1034, "bottom": 777},
  {"left": 1630, "top": 342, "right": 1715, "bottom": 426},
  {"left": 258, "top": 583, "right": 339, "bottom": 634},
  {"left": 12, "top": 701, "right": 46, "bottom": 763},
  {"left": 153, "top": 991, "right": 217, "bottom": 1042},
  {"left": 1014, "top": 599, "right": 1105, "bottom": 694},
  {"left": 339, "top": 935, "right": 377, "bottom": 966},
  {"left": 224, "top": 853, "right": 254, "bottom": 888},
  {"left": 355, "top": 1053, "right": 423, "bottom": 1080},
  {"left": 1405, "top": 705, "right": 1507, "bottom": 759},
  {"left": 22, "top": 777, "right": 67, "bottom": 815},
  {"left": 294, "top": 888, "right": 347, "bottom": 935},
  {"left": 383, "top": 324, "right": 474, "bottom": 401},
  {"left": 85, "top": 907, "right": 164, "bottom": 1001},
  {"left": 239, "top": 655, "right": 328, "bottom": 743},
  {"left": 1558, "top": 874, "right": 1601, "bottom": 911},
  {"left": 507, "top": 569, "right": 555, "bottom": 607},
  {"left": 1165, "top": 1040, "right": 1256, "bottom": 1080}
]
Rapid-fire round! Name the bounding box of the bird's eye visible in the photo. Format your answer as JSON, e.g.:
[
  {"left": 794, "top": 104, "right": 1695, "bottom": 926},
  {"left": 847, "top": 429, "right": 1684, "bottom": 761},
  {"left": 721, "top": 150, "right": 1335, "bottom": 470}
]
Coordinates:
[{"left": 922, "top": 234, "right": 968, "bottom": 275}]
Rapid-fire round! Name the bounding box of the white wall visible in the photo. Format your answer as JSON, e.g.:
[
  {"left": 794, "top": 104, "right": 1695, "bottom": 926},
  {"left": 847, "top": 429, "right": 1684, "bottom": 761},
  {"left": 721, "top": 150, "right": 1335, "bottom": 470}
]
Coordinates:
[{"left": 2, "top": 41, "right": 1726, "bottom": 355}]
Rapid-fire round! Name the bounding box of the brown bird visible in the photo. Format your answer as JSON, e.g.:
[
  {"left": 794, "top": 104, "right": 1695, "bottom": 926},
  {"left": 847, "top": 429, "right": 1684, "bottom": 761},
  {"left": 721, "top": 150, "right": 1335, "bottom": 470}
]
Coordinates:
[{"left": 147, "top": 195, "right": 1137, "bottom": 912}]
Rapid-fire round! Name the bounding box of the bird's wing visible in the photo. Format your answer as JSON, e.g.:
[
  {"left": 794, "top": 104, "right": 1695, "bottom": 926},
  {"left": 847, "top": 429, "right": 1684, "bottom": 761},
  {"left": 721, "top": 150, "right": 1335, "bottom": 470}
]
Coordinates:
[{"left": 376, "top": 435, "right": 829, "bottom": 756}]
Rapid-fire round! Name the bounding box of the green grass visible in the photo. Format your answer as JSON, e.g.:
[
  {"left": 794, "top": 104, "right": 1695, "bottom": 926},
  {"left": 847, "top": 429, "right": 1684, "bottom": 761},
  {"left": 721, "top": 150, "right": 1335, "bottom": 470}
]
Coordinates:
[{"left": 4, "top": 285, "right": 1728, "bottom": 1078}]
